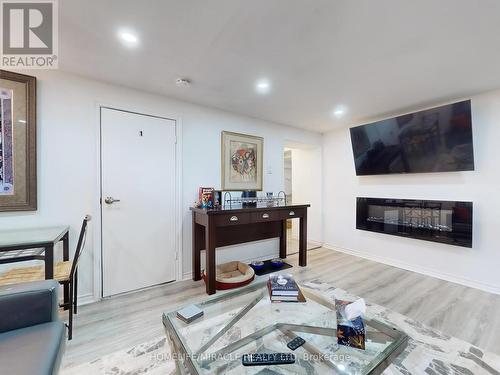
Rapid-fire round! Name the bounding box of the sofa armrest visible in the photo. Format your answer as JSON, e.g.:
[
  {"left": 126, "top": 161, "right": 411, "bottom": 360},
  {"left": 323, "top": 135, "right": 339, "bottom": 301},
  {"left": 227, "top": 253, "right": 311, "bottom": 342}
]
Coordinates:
[{"left": 0, "top": 280, "right": 59, "bottom": 333}]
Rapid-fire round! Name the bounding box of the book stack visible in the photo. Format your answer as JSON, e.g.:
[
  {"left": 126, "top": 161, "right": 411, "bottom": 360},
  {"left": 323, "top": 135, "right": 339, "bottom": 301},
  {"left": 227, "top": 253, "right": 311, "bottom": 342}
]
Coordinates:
[{"left": 267, "top": 274, "right": 306, "bottom": 302}]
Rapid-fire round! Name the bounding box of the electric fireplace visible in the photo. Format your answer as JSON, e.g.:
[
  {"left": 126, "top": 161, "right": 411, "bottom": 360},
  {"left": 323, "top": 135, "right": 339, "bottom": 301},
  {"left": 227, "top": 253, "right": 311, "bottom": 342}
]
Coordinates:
[{"left": 356, "top": 198, "right": 473, "bottom": 247}]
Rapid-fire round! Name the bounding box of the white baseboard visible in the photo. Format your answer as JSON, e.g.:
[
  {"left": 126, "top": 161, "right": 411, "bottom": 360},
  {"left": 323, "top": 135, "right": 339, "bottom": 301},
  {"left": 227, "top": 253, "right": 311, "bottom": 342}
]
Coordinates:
[
  {"left": 323, "top": 243, "right": 500, "bottom": 296},
  {"left": 76, "top": 292, "right": 97, "bottom": 306},
  {"left": 289, "top": 235, "right": 322, "bottom": 246},
  {"left": 307, "top": 240, "right": 323, "bottom": 249}
]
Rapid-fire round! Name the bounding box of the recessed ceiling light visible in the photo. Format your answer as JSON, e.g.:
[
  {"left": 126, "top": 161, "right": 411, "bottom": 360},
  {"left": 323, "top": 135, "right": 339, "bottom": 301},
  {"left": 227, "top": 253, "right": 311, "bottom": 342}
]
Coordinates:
[
  {"left": 255, "top": 79, "right": 271, "bottom": 94},
  {"left": 118, "top": 30, "right": 139, "bottom": 46},
  {"left": 332, "top": 106, "right": 347, "bottom": 118}
]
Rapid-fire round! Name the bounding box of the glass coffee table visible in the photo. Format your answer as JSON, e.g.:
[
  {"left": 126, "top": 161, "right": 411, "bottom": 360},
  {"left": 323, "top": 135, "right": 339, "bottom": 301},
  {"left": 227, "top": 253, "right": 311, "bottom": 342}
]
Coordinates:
[{"left": 162, "top": 281, "right": 408, "bottom": 374}]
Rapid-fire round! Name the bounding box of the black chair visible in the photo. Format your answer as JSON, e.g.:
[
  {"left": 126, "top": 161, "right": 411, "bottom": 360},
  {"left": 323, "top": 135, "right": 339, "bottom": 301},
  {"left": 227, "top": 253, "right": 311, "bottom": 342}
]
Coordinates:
[{"left": 61, "top": 215, "right": 91, "bottom": 339}]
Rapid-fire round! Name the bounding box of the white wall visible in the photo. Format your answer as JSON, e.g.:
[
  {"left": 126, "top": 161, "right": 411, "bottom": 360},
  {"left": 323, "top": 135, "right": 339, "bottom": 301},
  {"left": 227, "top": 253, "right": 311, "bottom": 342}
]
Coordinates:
[
  {"left": 0, "top": 70, "right": 322, "bottom": 301},
  {"left": 290, "top": 147, "right": 323, "bottom": 245},
  {"left": 322, "top": 89, "right": 500, "bottom": 294}
]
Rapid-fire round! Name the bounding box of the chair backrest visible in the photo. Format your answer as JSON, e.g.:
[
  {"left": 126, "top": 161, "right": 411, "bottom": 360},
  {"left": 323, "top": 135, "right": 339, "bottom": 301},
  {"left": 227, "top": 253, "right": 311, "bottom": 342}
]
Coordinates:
[{"left": 70, "top": 215, "right": 91, "bottom": 279}]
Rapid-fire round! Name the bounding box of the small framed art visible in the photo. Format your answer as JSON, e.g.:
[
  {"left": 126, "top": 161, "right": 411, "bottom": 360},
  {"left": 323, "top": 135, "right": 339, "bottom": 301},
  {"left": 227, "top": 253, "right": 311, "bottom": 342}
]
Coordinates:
[{"left": 221, "top": 131, "right": 263, "bottom": 191}]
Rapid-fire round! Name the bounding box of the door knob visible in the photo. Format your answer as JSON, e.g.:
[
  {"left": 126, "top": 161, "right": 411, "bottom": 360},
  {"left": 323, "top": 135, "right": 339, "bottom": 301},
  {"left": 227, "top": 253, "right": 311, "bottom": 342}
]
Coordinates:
[{"left": 104, "top": 196, "right": 121, "bottom": 205}]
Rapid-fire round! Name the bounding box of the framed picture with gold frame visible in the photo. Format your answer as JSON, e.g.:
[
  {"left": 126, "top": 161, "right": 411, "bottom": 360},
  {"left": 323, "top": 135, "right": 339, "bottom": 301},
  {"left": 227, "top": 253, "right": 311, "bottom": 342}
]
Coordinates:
[
  {"left": 0, "top": 70, "right": 37, "bottom": 211},
  {"left": 221, "top": 131, "right": 263, "bottom": 191}
]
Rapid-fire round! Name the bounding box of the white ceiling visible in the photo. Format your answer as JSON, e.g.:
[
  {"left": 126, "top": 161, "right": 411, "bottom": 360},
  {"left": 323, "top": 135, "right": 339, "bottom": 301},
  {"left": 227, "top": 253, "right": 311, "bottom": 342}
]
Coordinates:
[{"left": 60, "top": 0, "right": 500, "bottom": 132}]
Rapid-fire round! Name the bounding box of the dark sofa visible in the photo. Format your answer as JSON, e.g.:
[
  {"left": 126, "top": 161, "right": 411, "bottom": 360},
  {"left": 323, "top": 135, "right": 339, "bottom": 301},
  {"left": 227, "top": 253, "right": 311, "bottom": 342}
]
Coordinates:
[{"left": 0, "top": 280, "right": 65, "bottom": 374}]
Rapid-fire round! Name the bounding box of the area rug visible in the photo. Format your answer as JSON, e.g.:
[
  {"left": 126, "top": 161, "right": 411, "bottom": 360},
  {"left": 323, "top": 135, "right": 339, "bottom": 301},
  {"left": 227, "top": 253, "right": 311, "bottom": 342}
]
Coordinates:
[{"left": 62, "top": 280, "right": 500, "bottom": 374}]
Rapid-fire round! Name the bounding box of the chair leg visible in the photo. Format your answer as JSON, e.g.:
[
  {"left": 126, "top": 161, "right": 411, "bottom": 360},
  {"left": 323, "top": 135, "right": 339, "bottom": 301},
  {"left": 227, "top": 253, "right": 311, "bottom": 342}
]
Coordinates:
[
  {"left": 63, "top": 283, "right": 70, "bottom": 310},
  {"left": 74, "top": 270, "right": 78, "bottom": 314},
  {"left": 68, "top": 281, "right": 73, "bottom": 340}
]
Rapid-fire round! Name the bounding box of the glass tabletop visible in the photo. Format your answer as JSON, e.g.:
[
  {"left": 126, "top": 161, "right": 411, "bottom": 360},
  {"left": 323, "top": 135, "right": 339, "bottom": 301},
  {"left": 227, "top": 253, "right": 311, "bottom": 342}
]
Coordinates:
[
  {"left": 163, "top": 281, "right": 408, "bottom": 374},
  {"left": 0, "top": 226, "right": 69, "bottom": 248}
]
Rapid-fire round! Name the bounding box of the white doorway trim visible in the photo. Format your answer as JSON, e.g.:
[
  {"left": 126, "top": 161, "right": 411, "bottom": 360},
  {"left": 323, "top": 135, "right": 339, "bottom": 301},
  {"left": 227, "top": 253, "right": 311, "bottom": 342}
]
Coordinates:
[
  {"left": 92, "top": 102, "right": 183, "bottom": 302},
  {"left": 283, "top": 140, "right": 324, "bottom": 249}
]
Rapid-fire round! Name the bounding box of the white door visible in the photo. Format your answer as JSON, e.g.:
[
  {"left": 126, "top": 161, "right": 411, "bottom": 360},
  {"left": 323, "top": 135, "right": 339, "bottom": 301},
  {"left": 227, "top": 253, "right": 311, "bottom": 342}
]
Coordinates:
[{"left": 101, "top": 108, "right": 177, "bottom": 297}]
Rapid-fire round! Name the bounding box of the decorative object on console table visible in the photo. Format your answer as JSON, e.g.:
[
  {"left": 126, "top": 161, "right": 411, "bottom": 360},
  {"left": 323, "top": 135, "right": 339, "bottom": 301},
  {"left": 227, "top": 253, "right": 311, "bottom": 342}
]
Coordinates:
[
  {"left": 266, "top": 192, "right": 274, "bottom": 207},
  {"left": 221, "top": 131, "right": 263, "bottom": 191},
  {"left": 241, "top": 190, "right": 257, "bottom": 207},
  {"left": 0, "top": 70, "right": 36, "bottom": 211},
  {"left": 213, "top": 190, "right": 222, "bottom": 207},
  {"left": 198, "top": 187, "right": 214, "bottom": 208},
  {"left": 223, "top": 191, "right": 286, "bottom": 207},
  {"left": 278, "top": 190, "right": 287, "bottom": 205}
]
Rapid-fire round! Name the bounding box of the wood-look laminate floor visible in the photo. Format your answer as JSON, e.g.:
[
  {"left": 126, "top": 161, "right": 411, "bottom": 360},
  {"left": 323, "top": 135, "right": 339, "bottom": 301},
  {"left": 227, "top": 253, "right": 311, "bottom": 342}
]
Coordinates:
[{"left": 62, "top": 247, "right": 500, "bottom": 369}]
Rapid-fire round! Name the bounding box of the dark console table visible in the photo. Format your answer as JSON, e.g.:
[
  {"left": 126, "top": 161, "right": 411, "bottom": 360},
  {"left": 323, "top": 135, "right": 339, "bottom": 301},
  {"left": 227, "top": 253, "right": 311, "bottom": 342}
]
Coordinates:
[{"left": 191, "top": 203, "right": 310, "bottom": 295}]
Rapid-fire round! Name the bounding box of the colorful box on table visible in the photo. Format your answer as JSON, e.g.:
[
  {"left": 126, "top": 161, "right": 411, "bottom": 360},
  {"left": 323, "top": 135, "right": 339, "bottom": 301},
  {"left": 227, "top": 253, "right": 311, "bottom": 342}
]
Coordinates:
[{"left": 198, "top": 187, "right": 214, "bottom": 208}]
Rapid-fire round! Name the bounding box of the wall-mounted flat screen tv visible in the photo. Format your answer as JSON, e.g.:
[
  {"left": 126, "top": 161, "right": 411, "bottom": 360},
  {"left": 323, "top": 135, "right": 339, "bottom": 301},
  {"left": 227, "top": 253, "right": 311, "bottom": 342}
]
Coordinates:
[{"left": 350, "top": 100, "right": 475, "bottom": 175}]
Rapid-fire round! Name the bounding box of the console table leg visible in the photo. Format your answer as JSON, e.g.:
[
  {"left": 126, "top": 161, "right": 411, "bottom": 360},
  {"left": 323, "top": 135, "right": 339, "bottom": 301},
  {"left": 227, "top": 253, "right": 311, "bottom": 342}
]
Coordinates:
[
  {"left": 280, "top": 219, "right": 287, "bottom": 259},
  {"left": 192, "top": 214, "right": 202, "bottom": 281},
  {"left": 205, "top": 218, "right": 216, "bottom": 295},
  {"left": 299, "top": 211, "right": 307, "bottom": 266}
]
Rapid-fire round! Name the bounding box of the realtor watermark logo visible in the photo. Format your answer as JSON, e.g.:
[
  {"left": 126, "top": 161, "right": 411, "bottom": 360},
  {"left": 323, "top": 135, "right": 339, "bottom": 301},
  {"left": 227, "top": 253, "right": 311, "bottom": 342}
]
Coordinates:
[{"left": 0, "top": 0, "right": 58, "bottom": 69}]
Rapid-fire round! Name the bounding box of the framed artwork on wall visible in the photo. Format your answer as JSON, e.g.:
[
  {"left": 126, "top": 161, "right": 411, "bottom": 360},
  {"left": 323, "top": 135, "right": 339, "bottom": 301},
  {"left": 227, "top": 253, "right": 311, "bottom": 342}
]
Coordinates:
[
  {"left": 0, "top": 70, "right": 37, "bottom": 211},
  {"left": 221, "top": 131, "right": 263, "bottom": 191}
]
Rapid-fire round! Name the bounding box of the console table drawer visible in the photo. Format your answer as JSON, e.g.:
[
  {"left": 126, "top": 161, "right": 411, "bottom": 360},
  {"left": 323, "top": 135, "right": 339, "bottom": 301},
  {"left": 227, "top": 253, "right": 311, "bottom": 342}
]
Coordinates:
[
  {"left": 279, "top": 208, "right": 304, "bottom": 219},
  {"left": 214, "top": 213, "right": 251, "bottom": 226},
  {"left": 251, "top": 211, "right": 280, "bottom": 223}
]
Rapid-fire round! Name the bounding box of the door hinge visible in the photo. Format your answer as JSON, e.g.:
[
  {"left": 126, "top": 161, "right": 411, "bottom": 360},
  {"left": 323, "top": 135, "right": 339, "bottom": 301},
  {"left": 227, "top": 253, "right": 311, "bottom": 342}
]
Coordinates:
[{"left": 175, "top": 251, "right": 179, "bottom": 260}]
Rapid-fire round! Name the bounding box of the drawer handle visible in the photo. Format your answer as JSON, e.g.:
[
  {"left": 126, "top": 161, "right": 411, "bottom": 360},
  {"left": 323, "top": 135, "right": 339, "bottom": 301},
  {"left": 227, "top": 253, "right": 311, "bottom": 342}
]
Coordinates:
[
  {"left": 262, "top": 213, "right": 270, "bottom": 219},
  {"left": 230, "top": 216, "right": 239, "bottom": 222},
  {"left": 289, "top": 211, "right": 295, "bottom": 216}
]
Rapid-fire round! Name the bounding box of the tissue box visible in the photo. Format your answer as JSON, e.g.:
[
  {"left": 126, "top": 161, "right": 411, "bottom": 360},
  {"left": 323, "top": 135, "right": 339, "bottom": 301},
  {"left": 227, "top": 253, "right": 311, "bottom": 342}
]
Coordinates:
[{"left": 336, "top": 299, "right": 366, "bottom": 350}]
